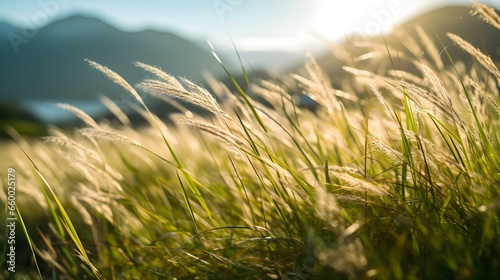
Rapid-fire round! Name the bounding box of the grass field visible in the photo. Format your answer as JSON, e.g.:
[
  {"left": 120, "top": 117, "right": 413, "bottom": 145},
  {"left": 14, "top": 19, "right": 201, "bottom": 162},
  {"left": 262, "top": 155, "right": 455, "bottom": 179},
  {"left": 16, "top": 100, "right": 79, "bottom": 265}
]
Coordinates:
[{"left": 1, "top": 3, "right": 500, "bottom": 279}]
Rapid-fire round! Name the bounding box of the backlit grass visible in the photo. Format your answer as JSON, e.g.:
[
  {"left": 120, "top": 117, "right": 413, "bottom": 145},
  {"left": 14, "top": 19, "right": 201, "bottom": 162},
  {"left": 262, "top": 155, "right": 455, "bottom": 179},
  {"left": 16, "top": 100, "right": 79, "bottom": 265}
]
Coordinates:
[{"left": 1, "top": 3, "right": 500, "bottom": 279}]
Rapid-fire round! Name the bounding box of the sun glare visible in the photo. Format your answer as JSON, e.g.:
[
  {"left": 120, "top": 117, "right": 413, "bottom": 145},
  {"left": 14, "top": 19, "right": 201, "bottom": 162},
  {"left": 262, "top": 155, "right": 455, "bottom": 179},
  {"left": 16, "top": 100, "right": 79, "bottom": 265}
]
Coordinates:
[
  {"left": 312, "top": 1, "right": 362, "bottom": 39},
  {"left": 312, "top": 0, "right": 405, "bottom": 39}
]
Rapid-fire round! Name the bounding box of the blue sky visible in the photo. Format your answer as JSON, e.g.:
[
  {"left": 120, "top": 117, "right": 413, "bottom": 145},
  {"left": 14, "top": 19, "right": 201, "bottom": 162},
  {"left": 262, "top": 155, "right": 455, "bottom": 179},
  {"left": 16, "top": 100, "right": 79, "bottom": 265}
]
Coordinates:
[{"left": 1, "top": 0, "right": 499, "bottom": 51}]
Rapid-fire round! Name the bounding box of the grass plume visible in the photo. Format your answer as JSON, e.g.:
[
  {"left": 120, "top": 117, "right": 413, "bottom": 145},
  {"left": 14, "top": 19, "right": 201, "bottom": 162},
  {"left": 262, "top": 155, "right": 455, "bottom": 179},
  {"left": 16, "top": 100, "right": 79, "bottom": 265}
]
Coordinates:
[{"left": 1, "top": 4, "right": 500, "bottom": 279}]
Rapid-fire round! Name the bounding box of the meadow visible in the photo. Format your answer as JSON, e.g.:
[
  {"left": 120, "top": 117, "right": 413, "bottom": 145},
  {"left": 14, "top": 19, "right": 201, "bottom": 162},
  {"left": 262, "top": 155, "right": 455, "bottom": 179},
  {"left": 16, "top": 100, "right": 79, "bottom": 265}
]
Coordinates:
[{"left": 1, "top": 3, "right": 500, "bottom": 279}]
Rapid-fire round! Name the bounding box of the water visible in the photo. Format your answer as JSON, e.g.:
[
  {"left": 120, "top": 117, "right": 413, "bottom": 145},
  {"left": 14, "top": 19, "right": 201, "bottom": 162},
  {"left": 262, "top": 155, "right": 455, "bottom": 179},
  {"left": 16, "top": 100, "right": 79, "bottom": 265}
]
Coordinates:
[{"left": 20, "top": 99, "right": 108, "bottom": 124}]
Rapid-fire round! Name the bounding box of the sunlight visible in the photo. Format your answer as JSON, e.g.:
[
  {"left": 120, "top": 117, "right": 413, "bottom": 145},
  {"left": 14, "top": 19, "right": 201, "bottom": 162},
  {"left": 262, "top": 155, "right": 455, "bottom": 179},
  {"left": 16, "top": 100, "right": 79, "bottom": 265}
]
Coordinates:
[
  {"left": 234, "top": 36, "right": 306, "bottom": 52},
  {"left": 312, "top": 1, "right": 362, "bottom": 38},
  {"left": 312, "top": 0, "right": 406, "bottom": 38}
]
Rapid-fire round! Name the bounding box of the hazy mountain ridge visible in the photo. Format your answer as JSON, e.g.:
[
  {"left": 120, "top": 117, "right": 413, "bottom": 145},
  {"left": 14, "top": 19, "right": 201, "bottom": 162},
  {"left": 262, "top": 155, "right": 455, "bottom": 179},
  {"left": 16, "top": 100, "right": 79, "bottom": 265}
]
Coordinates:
[
  {"left": 0, "top": 15, "right": 230, "bottom": 102},
  {"left": 314, "top": 6, "right": 500, "bottom": 89},
  {"left": 0, "top": 21, "right": 15, "bottom": 33},
  {"left": 0, "top": 5, "right": 499, "bottom": 134}
]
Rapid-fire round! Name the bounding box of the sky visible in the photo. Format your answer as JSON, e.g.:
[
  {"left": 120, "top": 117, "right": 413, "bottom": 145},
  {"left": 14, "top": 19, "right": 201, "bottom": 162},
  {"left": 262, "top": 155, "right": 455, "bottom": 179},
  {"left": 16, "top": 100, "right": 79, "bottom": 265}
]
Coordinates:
[
  {"left": 1, "top": 0, "right": 498, "bottom": 122},
  {"left": 1, "top": 0, "right": 499, "bottom": 52}
]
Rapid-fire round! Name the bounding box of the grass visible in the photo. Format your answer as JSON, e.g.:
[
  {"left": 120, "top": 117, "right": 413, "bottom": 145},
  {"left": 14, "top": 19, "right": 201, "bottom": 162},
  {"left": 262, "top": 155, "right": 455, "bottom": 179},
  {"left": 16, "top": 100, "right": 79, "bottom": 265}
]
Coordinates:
[{"left": 1, "top": 3, "right": 500, "bottom": 279}]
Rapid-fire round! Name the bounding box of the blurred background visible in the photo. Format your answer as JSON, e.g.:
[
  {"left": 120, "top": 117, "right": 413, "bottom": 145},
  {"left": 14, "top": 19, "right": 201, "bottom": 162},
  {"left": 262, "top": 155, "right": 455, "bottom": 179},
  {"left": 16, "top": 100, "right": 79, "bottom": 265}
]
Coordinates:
[{"left": 0, "top": 0, "right": 499, "bottom": 136}]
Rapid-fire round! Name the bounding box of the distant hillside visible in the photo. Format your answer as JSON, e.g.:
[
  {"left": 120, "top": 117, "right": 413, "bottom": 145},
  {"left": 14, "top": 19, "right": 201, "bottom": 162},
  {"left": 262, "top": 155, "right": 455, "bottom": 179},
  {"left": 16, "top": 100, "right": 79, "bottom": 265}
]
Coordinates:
[
  {"left": 390, "top": 5, "right": 500, "bottom": 68},
  {"left": 314, "top": 6, "right": 500, "bottom": 87},
  {"left": 1, "top": 6, "right": 498, "bottom": 128},
  {"left": 0, "top": 15, "right": 230, "bottom": 101}
]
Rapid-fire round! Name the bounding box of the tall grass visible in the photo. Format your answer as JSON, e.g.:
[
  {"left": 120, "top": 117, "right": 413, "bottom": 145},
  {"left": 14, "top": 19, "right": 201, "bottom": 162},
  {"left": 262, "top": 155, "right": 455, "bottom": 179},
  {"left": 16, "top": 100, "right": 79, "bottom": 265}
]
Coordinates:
[{"left": 1, "top": 3, "right": 500, "bottom": 279}]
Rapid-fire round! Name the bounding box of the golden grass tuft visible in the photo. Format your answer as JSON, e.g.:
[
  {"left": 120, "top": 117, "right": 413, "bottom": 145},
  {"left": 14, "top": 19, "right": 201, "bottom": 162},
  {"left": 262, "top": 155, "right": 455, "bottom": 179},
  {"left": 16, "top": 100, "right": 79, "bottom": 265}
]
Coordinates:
[
  {"left": 2, "top": 4, "right": 500, "bottom": 279},
  {"left": 472, "top": 0, "right": 500, "bottom": 30},
  {"left": 447, "top": 33, "right": 500, "bottom": 82}
]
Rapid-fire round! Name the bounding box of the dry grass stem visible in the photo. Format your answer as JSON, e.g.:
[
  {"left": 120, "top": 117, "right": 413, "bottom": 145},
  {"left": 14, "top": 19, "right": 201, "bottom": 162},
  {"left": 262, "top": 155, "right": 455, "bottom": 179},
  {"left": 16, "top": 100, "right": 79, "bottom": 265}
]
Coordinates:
[
  {"left": 99, "top": 96, "right": 132, "bottom": 126},
  {"left": 447, "top": 33, "right": 500, "bottom": 82},
  {"left": 472, "top": 1, "right": 500, "bottom": 30},
  {"left": 56, "top": 103, "right": 100, "bottom": 129},
  {"left": 79, "top": 128, "right": 141, "bottom": 146},
  {"left": 85, "top": 59, "right": 147, "bottom": 108}
]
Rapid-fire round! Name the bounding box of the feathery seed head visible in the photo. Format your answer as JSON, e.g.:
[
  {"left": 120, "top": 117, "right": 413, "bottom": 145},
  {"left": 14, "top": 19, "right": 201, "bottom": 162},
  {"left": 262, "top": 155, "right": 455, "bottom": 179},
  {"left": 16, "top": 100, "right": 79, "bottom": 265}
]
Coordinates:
[
  {"left": 79, "top": 128, "right": 141, "bottom": 146},
  {"left": 85, "top": 59, "right": 147, "bottom": 108}
]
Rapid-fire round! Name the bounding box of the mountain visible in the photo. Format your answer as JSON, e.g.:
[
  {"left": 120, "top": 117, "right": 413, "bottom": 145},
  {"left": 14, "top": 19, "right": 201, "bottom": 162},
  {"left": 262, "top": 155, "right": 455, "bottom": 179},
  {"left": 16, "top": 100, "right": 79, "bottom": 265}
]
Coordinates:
[
  {"left": 2, "top": 6, "right": 499, "bottom": 129},
  {"left": 398, "top": 6, "right": 500, "bottom": 55},
  {"left": 313, "top": 6, "right": 500, "bottom": 88},
  {"left": 0, "top": 15, "right": 231, "bottom": 102},
  {"left": 0, "top": 21, "right": 15, "bottom": 33},
  {"left": 389, "top": 5, "right": 500, "bottom": 70}
]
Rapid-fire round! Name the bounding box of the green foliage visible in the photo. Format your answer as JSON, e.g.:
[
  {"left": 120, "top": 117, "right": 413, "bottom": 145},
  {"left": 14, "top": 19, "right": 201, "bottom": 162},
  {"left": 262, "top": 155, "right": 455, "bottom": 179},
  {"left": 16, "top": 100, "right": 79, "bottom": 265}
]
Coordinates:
[{"left": 1, "top": 4, "right": 500, "bottom": 279}]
